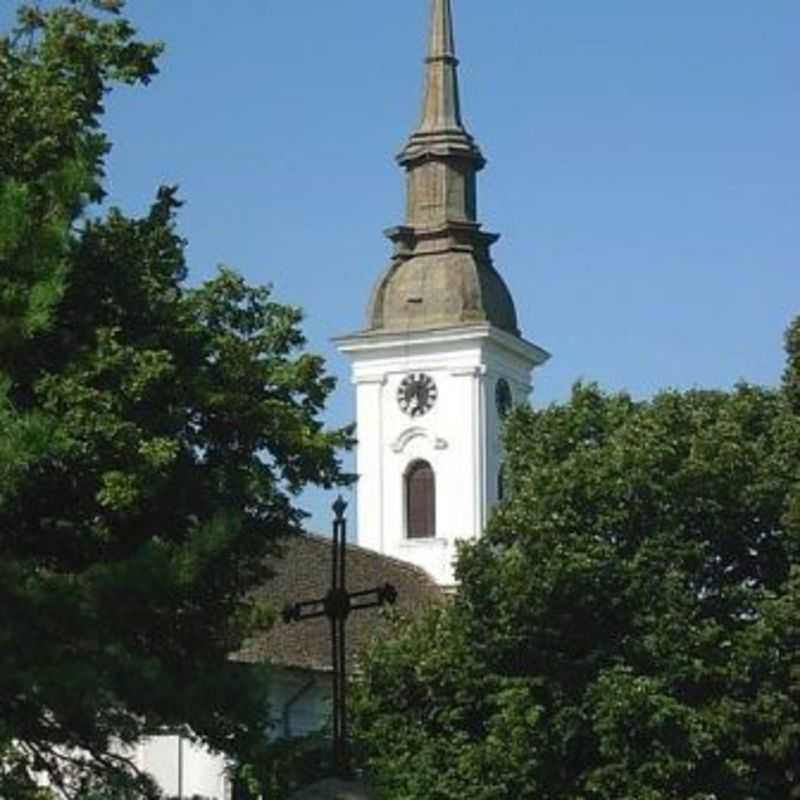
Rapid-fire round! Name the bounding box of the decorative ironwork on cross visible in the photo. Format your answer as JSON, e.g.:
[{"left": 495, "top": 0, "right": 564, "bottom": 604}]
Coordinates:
[{"left": 282, "top": 496, "right": 398, "bottom": 776}]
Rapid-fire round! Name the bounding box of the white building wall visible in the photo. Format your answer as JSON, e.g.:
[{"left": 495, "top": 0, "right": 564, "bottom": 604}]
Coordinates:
[
  {"left": 340, "top": 325, "right": 546, "bottom": 587},
  {"left": 134, "top": 670, "right": 331, "bottom": 799},
  {"left": 270, "top": 670, "right": 331, "bottom": 740},
  {"left": 137, "top": 735, "right": 229, "bottom": 800}
]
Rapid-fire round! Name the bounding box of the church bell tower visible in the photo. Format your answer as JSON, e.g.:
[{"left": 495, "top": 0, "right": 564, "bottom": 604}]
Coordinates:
[{"left": 336, "top": 0, "right": 549, "bottom": 587}]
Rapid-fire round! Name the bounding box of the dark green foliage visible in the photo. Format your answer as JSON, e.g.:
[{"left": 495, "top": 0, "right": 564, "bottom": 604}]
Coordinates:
[
  {"left": 784, "top": 315, "right": 800, "bottom": 548},
  {"left": 233, "top": 733, "right": 334, "bottom": 800},
  {"left": 785, "top": 315, "right": 800, "bottom": 414},
  {"left": 1, "top": 2, "right": 351, "bottom": 797},
  {"left": 0, "top": 0, "right": 160, "bottom": 354},
  {"left": 354, "top": 361, "right": 800, "bottom": 799}
]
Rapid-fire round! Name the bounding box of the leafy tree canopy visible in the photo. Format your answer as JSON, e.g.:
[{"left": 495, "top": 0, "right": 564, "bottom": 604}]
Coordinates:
[
  {"left": 784, "top": 316, "right": 800, "bottom": 544},
  {"left": 785, "top": 316, "right": 800, "bottom": 414},
  {"left": 354, "top": 337, "right": 800, "bottom": 800},
  {"left": 1, "top": 2, "right": 351, "bottom": 797}
]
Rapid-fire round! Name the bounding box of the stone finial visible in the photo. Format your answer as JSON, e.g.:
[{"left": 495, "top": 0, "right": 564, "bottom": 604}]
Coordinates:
[
  {"left": 417, "top": 0, "right": 462, "bottom": 133},
  {"left": 399, "top": 0, "right": 483, "bottom": 165},
  {"left": 429, "top": 0, "right": 457, "bottom": 62}
]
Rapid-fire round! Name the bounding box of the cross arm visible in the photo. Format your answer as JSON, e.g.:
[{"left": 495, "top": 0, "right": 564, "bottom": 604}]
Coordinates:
[
  {"left": 283, "top": 598, "right": 327, "bottom": 623},
  {"left": 348, "top": 582, "right": 398, "bottom": 612}
]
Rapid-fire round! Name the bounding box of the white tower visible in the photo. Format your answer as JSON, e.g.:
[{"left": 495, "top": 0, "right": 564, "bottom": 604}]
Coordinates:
[{"left": 336, "top": 0, "right": 549, "bottom": 587}]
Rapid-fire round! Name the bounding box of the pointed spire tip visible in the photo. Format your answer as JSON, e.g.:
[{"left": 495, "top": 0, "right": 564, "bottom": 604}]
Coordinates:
[{"left": 428, "top": 0, "right": 457, "bottom": 62}]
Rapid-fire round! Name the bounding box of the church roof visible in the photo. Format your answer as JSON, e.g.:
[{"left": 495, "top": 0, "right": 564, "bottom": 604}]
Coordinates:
[
  {"left": 236, "top": 533, "right": 444, "bottom": 673},
  {"left": 363, "top": 0, "right": 519, "bottom": 337}
]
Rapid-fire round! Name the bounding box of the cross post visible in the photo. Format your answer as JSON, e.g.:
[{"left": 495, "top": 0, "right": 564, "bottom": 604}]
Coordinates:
[{"left": 283, "top": 497, "right": 398, "bottom": 777}]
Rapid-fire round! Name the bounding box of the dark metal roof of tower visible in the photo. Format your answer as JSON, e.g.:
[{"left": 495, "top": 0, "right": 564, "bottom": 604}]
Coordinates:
[{"left": 365, "top": 0, "right": 519, "bottom": 336}]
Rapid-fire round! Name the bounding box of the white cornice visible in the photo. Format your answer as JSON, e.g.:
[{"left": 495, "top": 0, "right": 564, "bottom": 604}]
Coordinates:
[{"left": 334, "top": 323, "right": 550, "bottom": 368}]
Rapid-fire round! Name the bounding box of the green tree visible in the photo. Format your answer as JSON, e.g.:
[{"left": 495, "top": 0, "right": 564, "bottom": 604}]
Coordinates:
[
  {"left": 783, "top": 315, "right": 800, "bottom": 542},
  {"left": 353, "top": 341, "right": 800, "bottom": 799},
  {"left": 785, "top": 315, "right": 800, "bottom": 414},
  {"left": 1, "top": 2, "right": 351, "bottom": 797}
]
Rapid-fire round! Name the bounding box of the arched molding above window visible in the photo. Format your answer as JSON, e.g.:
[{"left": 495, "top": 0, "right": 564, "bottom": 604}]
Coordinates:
[{"left": 390, "top": 426, "right": 449, "bottom": 454}]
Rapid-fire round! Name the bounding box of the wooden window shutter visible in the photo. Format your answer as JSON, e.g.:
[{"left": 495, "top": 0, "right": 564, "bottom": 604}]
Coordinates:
[{"left": 406, "top": 460, "right": 436, "bottom": 539}]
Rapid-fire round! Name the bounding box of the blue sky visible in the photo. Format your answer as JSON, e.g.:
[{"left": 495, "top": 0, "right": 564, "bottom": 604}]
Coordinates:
[{"left": 4, "top": 1, "right": 799, "bottom": 532}]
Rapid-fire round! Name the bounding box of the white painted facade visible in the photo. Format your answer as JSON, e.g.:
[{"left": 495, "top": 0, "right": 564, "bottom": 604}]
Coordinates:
[
  {"left": 337, "top": 323, "right": 547, "bottom": 587},
  {"left": 135, "top": 735, "right": 229, "bottom": 800},
  {"left": 133, "top": 670, "right": 332, "bottom": 799}
]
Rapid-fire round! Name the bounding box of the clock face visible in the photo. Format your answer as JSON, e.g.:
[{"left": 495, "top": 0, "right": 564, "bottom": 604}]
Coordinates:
[
  {"left": 398, "top": 373, "right": 438, "bottom": 417},
  {"left": 496, "top": 378, "right": 513, "bottom": 419}
]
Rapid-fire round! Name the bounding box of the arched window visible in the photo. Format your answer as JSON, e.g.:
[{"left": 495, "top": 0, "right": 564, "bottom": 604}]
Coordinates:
[{"left": 406, "top": 460, "right": 436, "bottom": 539}]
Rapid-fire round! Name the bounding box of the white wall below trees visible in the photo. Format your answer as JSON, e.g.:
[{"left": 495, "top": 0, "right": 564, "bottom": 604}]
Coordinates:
[
  {"left": 134, "top": 669, "right": 332, "bottom": 799},
  {"left": 136, "top": 735, "right": 229, "bottom": 800}
]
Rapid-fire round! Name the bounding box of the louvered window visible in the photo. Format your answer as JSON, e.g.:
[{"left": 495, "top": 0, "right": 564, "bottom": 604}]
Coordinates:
[{"left": 406, "top": 460, "right": 436, "bottom": 539}]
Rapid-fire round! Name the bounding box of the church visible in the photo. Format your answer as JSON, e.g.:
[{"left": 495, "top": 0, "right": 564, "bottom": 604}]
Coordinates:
[
  {"left": 334, "top": 0, "right": 548, "bottom": 589},
  {"left": 135, "top": 0, "right": 548, "bottom": 795}
]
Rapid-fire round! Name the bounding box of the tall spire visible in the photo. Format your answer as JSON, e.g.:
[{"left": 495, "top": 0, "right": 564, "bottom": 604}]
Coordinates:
[
  {"left": 364, "top": 0, "right": 519, "bottom": 337},
  {"left": 429, "top": 0, "right": 456, "bottom": 60},
  {"left": 399, "top": 0, "right": 484, "bottom": 169},
  {"left": 418, "top": 0, "right": 461, "bottom": 133}
]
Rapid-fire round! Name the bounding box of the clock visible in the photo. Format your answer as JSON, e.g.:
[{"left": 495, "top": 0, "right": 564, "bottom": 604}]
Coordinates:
[
  {"left": 495, "top": 378, "right": 513, "bottom": 419},
  {"left": 398, "top": 373, "right": 438, "bottom": 417}
]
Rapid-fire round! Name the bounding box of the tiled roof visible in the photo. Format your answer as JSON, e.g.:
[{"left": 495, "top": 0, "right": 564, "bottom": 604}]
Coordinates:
[{"left": 236, "top": 533, "right": 444, "bottom": 672}]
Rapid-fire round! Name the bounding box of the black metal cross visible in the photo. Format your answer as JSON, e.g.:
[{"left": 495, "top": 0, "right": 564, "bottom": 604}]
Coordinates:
[{"left": 282, "top": 496, "right": 397, "bottom": 776}]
